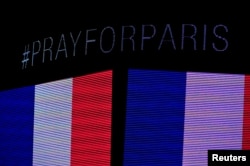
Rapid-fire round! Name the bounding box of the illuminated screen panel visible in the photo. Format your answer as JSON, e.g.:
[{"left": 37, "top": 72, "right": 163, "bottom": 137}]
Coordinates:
[
  {"left": 124, "top": 69, "right": 248, "bottom": 166},
  {"left": 0, "top": 87, "right": 34, "bottom": 166},
  {"left": 183, "top": 72, "right": 244, "bottom": 165},
  {"left": 124, "top": 69, "right": 186, "bottom": 166},
  {"left": 243, "top": 76, "right": 250, "bottom": 150},
  {"left": 1, "top": 68, "right": 250, "bottom": 165},
  {"left": 71, "top": 70, "right": 112, "bottom": 166},
  {"left": 0, "top": 70, "right": 112, "bottom": 166}
]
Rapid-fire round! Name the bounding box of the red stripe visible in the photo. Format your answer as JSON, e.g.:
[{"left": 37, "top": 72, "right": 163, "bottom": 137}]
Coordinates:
[
  {"left": 71, "top": 70, "right": 112, "bottom": 166},
  {"left": 243, "top": 76, "right": 250, "bottom": 149}
]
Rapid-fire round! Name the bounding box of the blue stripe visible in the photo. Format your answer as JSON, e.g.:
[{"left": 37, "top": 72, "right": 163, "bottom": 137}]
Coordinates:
[
  {"left": 124, "top": 69, "right": 186, "bottom": 166},
  {"left": 0, "top": 86, "right": 34, "bottom": 166}
]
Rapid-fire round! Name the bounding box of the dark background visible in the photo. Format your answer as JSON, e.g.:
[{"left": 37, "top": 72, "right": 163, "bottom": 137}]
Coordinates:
[
  {"left": 1, "top": 6, "right": 246, "bottom": 91},
  {"left": 0, "top": 5, "right": 246, "bottom": 165}
]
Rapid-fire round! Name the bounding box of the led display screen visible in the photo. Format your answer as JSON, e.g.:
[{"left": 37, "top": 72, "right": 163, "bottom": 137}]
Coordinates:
[
  {"left": 0, "top": 70, "right": 112, "bottom": 166},
  {"left": 1, "top": 69, "right": 249, "bottom": 165},
  {"left": 0, "top": 11, "right": 247, "bottom": 165},
  {"left": 124, "top": 69, "right": 250, "bottom": 165}
]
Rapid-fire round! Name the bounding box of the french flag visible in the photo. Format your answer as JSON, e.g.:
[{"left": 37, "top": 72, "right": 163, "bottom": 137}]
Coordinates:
[
  {"left": 124, "top": 69, "right": 250, "bottom": 166},
  {"left": 1, "top": 69, "right": 250, "bottom": 166},
  {"left": 0, "top": 70, "right": 112, "bottom": 166}
]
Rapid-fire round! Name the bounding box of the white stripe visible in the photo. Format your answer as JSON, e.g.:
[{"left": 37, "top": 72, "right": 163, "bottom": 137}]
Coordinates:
[
  {"left": 33, "top": 78, "right": 72, "bottom": 166},
  {"left": 183, "top": 72, "right": 244, "bottom": 166}
]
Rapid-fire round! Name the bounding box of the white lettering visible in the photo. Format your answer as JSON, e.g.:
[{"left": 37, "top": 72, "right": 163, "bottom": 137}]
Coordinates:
[
  {"left": 32, "top": 40, "right": 41, "bottom": 66},
  {"left": 212, "top": 154, "right": 219, "bottom": 161},
  {"left": 43, "top": 37, "right": 53, "bottom": 63},
  {"left": 70, "top": 31, "right": 82, "bottom": 57},
  {"left": 55, "top": 34, "right": 67, "bottom": 60},
  {"left": 85, "top": 29, "right": 97, "bottom": 55}
]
